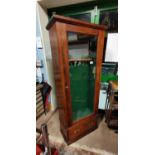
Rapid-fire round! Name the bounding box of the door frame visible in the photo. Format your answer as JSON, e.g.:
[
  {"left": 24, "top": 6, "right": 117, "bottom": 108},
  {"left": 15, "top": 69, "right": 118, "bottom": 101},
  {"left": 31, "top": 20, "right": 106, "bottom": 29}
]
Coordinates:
[{"left": 61, "top": 23, "right": 105, "bottom": 125}]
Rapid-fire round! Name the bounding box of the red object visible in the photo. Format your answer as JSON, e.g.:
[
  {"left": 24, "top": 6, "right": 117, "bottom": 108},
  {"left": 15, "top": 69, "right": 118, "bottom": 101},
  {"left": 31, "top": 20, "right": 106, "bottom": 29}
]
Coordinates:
[
  {"left": 53, "top": 150, "right": 59, "bottom": 155},
  {"left": 36, "top": 144, "right": 42, "bottom": 155},
  {"left": 45, "top": 88, "right": 51, "bottom": 110}
]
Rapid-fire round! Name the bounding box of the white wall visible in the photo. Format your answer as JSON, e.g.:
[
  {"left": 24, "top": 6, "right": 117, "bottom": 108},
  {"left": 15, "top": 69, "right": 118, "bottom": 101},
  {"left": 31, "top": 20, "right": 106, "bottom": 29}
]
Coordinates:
[
  {"left": 38, "top": 0, "right": 94, "bottom": 9},
  {"left": 36, "top": 3, "right": 57, "bottom": 110},
  {"left": 105, "top": 33, "right": 118, "bottom": 62}
]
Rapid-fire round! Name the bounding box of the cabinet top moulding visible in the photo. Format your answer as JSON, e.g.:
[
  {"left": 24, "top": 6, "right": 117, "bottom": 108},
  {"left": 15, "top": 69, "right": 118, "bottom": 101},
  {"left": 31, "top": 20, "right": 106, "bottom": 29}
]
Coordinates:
[{"left": 46, "top": 14, "right": 107, "bottom": 30}]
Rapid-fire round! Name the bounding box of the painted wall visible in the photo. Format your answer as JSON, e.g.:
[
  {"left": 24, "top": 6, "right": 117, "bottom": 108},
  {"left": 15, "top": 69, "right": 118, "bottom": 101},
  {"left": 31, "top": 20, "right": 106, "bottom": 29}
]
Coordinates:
[
  {"left": 36, "top": 15, "right": 48, "bottom": 82},
  {"left": 105, "top": 33, "right": 118, "bottom": 62},
  {"left": 36, "top": 3, "right": 57, "bottom": 110}
]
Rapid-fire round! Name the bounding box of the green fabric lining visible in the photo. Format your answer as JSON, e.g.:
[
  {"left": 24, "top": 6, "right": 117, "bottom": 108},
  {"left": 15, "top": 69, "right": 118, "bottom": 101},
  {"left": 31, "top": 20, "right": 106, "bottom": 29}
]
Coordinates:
[{"left": 69, "top": 63, "right": 95, "bottom": 121}]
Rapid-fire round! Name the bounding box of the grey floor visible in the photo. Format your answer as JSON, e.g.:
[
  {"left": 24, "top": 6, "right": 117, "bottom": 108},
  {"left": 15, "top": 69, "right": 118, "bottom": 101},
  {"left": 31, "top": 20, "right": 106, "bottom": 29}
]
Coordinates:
[{"left": 36, "top": 110, "right": 118, "bottom": 155}]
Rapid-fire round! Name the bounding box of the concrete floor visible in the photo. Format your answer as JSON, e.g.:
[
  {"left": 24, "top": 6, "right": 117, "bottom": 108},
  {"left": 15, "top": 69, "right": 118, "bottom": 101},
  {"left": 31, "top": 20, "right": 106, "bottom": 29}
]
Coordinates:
[{"left": 36, "top": 110, "right": 118, "bottom": 155}]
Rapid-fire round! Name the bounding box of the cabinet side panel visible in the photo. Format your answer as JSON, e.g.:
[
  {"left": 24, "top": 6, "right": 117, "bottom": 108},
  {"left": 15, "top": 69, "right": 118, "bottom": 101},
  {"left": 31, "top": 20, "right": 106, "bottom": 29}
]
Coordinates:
[
  {"left": 94, "top": 30, "right": 105, "bottom": 113},
  {"left": 55, "top": 22, "right": 73, "bottom": 126},
  {"left": 49, "top": 24, "right": 68, "bottom": 129}
]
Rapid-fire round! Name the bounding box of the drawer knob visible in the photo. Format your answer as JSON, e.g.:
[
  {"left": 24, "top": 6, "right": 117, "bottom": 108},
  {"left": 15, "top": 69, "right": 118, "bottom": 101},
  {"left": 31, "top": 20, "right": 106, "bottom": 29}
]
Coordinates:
[{"left": 74, "top": 129, "right": 80, "bottom": 134}]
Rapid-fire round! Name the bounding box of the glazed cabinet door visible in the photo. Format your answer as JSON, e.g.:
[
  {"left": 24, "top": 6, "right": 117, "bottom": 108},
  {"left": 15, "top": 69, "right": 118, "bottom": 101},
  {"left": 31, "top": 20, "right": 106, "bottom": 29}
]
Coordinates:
[{"left": 62, "top": 24, "right": 104, "bottom": 124}]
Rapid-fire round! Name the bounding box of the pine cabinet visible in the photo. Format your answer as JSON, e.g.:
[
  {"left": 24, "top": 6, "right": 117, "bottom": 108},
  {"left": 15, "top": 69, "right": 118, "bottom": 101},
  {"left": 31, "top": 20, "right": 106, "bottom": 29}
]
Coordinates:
[{"left": 46, "top": 15, "right": 106, "bottom": 144}]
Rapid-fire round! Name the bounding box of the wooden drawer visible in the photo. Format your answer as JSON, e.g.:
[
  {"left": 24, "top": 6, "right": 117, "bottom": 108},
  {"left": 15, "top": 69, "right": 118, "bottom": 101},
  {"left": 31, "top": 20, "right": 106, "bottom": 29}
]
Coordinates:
[{"left": 68, "top": 116, "right": 96, "bottom": 140}]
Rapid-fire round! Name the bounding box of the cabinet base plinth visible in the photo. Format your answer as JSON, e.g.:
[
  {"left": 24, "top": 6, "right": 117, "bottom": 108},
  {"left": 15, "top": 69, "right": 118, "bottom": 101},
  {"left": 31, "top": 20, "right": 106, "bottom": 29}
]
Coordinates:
[
  {"left": 60, "top": 115, "right": 98, "bottom": 145},
  {"left": 67, "top": 125, "right": 97, "bottom": 145}
]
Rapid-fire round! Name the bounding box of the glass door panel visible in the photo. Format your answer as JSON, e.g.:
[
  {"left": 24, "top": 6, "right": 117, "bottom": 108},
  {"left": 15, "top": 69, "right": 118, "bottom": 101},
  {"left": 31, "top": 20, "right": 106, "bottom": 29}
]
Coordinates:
[{"left": 67, "top": 32, "right": 98, "bottom": 122}]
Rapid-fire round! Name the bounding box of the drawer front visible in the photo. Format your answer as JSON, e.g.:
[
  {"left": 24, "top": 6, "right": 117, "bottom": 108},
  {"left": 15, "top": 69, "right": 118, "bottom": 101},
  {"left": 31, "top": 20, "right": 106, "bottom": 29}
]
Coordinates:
[{"left": 68, "top": 116, "right": 96, "bottom": 140}]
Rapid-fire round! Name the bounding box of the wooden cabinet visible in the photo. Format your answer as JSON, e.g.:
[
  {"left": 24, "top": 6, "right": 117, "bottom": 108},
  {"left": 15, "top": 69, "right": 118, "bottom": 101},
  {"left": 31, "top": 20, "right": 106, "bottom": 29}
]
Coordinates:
[{"left": 46, "top": 15, "right": 106, "bottom": 144}]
